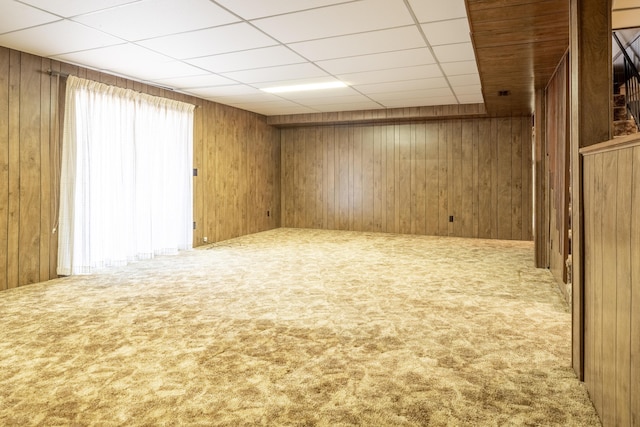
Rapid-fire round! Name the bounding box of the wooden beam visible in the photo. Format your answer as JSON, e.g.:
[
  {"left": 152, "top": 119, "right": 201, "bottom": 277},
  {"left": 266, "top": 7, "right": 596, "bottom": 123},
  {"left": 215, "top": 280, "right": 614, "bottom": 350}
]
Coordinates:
[
  {"left": 569, "top": 0, "right": 612, "bottom": 381},
  {"left": 467, "top": 0, "right": 569, "bottom": 116},
  {"left": 266, "top": 104, "right": 487, "bottom": 127}
]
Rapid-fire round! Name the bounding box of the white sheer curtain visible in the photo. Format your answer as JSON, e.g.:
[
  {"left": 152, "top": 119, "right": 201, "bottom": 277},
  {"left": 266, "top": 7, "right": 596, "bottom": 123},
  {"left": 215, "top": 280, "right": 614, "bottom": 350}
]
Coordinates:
[{"left": 58, "top": 76, "right": 194, "bottom": 275}]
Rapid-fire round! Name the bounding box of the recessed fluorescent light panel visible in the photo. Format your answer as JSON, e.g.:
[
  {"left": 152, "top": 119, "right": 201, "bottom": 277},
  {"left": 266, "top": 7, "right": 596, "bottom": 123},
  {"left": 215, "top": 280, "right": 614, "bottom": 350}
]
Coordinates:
[{"left": 261, "top": 81, "right": 348, "bottom": 93}]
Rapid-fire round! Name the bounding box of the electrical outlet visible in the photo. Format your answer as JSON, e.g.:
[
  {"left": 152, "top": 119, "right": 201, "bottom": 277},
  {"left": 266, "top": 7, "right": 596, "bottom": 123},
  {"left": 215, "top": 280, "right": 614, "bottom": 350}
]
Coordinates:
[{"left": 203, "top": 237, "right": 208, "bottom": 243}]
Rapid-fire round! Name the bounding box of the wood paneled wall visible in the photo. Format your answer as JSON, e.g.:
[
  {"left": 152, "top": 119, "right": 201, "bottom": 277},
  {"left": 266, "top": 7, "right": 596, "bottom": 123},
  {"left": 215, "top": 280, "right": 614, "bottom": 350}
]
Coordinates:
[
  {"left": 0, "top": 47, "right": 280, "bottom": 291},
  {"left": 281, "top": 117, "right": 532, "bottom": 240},
  {"left": 582, "top": 138, "right": 640, "bottom": 427},
  {"left": 545, "top": 52, "right": 571, "bottom": 300},
  {"left": 196, "top": 102, "right": 280, "bottom": 245},
  {"left": 534, "top": 88, "right": 549, "bottom": 268},
  {"left": 569, "top": 0, "right": 612, "bottom": 381}
]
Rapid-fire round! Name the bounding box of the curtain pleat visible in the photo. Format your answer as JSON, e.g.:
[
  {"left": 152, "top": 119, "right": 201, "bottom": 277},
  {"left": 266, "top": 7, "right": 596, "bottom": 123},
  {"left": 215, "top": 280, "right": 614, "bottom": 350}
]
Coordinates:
[{"left": 57, "top": 76, "right": 194, "bottom": 276}]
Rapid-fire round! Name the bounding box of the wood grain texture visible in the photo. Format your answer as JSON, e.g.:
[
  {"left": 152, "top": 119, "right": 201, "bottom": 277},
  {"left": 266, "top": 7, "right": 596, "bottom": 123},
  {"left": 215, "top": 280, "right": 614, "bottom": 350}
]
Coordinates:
[
  {"left": 450, "top": 120, "right": 462, "bottom": 237},
  {"left": 0, "top": 47, "right": 281, "bottom": 290},
  {"left": 398, "top": 124, "right": 411, "bottom": 235},
  {"left": 569, "top": 0, "right": 612, "bottom": 384},
  {"left": 280, "top": 117, "right": 533, "bottom": 240},
  {"left": 324, "top": 126, "right": 336, "bottom": 230},
  {"left": 522, "top": 119, "right": 532, "bottom": 241},
  {"left": 545, "top": 52, "right": 570, "bottom": 294},
  {"left": 372, "top": 125, "right": 384, "bottom": 232},
  {"left": 511, "top": 118, "right": 523, "bottom": 240},
  {"left": 467, "top": 0, "right": 569, "bottom": 116},
  {"left": 615, "top": 150, "right": 632, "bottom": 427},
  {"left": 600, "top": 151, "right": 617, "bottom": 427},
  {"left": 592, "top": 153, "right": 604, "bottom": 420},
  {"left": 385, "top": 125, "right": 395, "bottom": 233},
  {"left": 632, "top": 146, "right": 640, "bottom": 427},
  {"left": 267, "top": 104, "right": 487, "bottom": 127},
  {"left": 582, "top": 151, "right": 594, "bottom": 413},
  {"left": 39, "top": 57, "right": 51, "bottom": 283},
  {"left": 414, "top": 123, "right": 426, "bottom": 236},
  {"left": 338, "top": 126, "right": 350, "bottom": 231},
  {"left": 497, "top": 118, "right": 512, "bottom": 240},
  {"left": 583, "top": 143, "right": 639, "bottom": 427},
  {"left": 192, "top": 100, "right": 204, "bottom": 246},
  {"left": 7, "top": 49, "right": 20, "bottom": 290},
  {"left": 460, "top": 120, "right": 473, "bottom": 237},
  {"left": 490, "top": 119, "right": 499, "bottom": 239},
  {"left": 18, "top": 53, "right": 41, "bottom": 287},
  {"left": 49, "top": 61, "right": 62, "bottom": 280},
  {"left": 477, "top": 119, "right": 492, "bottom": 239},
  {"left": 579, "top": 132, "right": 640, "bottom": 155},
  {"left": 439, "top": 121, "right": 450, "bottom": 236},
  {"left": 425, "top": 122, "right": 439, "bottom": 236},
  {"left": 0, "top": 47, "right": 9, "bottom": 291},
  {"left": 204, "top": 103, "right": 217, "bottom": 243}
]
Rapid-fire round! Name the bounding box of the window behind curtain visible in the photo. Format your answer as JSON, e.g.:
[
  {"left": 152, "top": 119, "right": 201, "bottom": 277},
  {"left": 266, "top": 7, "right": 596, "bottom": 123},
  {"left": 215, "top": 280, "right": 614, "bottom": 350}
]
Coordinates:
[{"left": 57, "top": 76, "right": 194, "bottom": 276}]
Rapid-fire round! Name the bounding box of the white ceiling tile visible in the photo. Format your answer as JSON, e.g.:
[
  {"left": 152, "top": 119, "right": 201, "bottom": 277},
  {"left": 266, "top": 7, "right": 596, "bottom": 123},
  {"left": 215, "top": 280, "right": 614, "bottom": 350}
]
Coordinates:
[
  {"left": 221, "top": 63, "right": 328, "bottom": 84},
  {"left": 225, "top": 102, "right": 317, "bottom": 116},
  {"left": 382, "top": 95, "right": 458, "bottom": 108},
  {"left": 187, "top": 46, "right": 306, "bottom": 73},
  {"left": 0, "top": 1, "right": 60, "bottom": 34},
  {"left": 213, "top": 0, "right": 350, "bottom": 20},
  {"left": 2, "top": 0, "right": 482, "bottom": 115},
  {"left": 130, "top": 61, "right": 207, "bottom": 80},
  {"left": 73, "top": 0, "right": 239, "bottom": 41},
  {"left": 252, "top": 0, "right": 414, "bottom": 43},
  {"left": 448, "top": 74, "right": 481, "bottom": 87},
  {"left": 107, "top": 61, "right": 210, "bottom": 83},
  {"left": 210, "top": 93, "right": 287, "bottom": 104},
  {"left": 90, "top": 60, "right": 200, "bottom": 83},
  {"left": 288, "top": 93, "right": 373, "bottom": 105},
  {"left": 319, "top": 48, "right": 434, "bottom": 75},
  {"left": 453, "top": 84, "right": 482, "bottom": 95},
  {"left": 185, "top": 84, "right": 262, "bottom": 98},
  {"left": 368, "top": 87, "right": 453, "bottom": 101},
  {"left": 308, "top": 101, "right": 383, "bottom": 112},
  {"left": 356, "top": 77, "right": 448, "bottom": 94},
  {"left": 408, "top": 0, "right": 467, "bottom": 23},
  {"left": 441, "top": 60, "right": 478, "bottom": 76},
  {"left": 421, "top": 18, "right": 470, "bottom": 46},
  {"left": 151, "top": 73, "right": 236, "bottom": 88},
  {"left": 457, "top": 94, "right": 485, "bottom": 104},
  {"left": 275, "top": 86, "right": 361, "bottom": 100},
  {"left": 18, "top": 0, "right": 140, "bottom": 18},
  {"left": 290, "top": 26, "right": 426, "bottom": 61},
  {"left": 316, "top": 48, "right": 435, "bottom": 75},
  {"left": 0, "top": 20, "right": 122, "bottom": 57},
  {"left": 138, "top": 23, "right": 277, "bottom": 59},
  {"left": 338, "top": 64, "right": 442, "bottom": 86},
  {"left": 56, "top": 43, "right": 168, "bottom": 71},
  {"left": 432, "top": 42, "right": 475, "bottom": 63}
]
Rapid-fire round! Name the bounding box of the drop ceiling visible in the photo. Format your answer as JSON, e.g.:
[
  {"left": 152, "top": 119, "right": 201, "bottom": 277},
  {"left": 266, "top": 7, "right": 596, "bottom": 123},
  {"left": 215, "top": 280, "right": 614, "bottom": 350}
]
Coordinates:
[{"left": 0, "top": 0, "right": 483, "bottom": 116}]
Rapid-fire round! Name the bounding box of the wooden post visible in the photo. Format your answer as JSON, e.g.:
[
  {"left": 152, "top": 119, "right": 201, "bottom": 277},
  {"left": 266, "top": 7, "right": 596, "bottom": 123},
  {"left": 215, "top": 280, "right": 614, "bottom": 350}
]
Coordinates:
[
  {"left": 569, "top": 0, "right": 611, "bottom": 380},
  {"left": 534, "top": 89, "right": 548, "bottom": 269}
]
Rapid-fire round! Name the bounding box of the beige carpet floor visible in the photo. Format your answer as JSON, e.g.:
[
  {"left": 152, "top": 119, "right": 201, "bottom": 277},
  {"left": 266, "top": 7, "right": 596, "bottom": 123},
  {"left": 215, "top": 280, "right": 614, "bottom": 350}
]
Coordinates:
[{"left": 0, "top": 228, "right": 600, "bottom": 426}]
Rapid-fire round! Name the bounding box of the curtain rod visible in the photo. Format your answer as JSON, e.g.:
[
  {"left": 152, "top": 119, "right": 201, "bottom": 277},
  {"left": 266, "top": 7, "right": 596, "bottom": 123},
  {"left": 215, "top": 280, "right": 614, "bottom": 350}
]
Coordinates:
[
  {"left": 43, "top": 69, "right": 200, "bottom": 108},
  {"left": 46, "top": 69, "right": 70, "bottom": 78}
]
